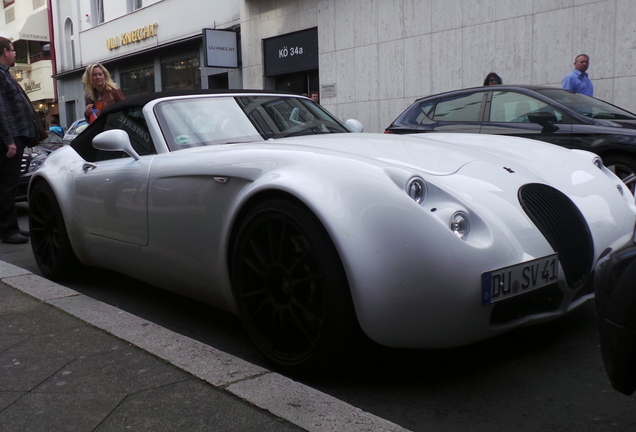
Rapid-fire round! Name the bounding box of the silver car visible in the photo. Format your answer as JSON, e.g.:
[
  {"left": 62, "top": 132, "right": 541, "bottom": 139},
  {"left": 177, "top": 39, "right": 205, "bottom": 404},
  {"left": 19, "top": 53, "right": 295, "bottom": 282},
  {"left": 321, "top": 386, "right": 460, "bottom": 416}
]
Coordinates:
[{"left": 27, "top": 90, "right": 636, "bottom": 372}]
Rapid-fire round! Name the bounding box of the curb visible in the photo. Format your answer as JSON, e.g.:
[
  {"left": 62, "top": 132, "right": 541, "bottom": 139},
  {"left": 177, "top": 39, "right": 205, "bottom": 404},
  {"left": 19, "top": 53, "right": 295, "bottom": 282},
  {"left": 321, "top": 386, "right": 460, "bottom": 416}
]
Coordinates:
[{"left": 0, "top": 260, "right": 411, "bottom": 432}]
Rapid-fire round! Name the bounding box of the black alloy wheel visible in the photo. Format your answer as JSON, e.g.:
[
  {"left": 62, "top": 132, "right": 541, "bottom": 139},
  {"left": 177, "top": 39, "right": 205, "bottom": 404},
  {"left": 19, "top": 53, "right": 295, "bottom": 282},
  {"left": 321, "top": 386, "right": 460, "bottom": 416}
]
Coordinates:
[
  {"left": 29, "top": 181, "right": 81, "bottom": 280},
  {"left": 605, "top": 155, "right": 636, "bottom": 195},
  {"left": 230, "top": 198, "right": 360, "bottom": 373}
]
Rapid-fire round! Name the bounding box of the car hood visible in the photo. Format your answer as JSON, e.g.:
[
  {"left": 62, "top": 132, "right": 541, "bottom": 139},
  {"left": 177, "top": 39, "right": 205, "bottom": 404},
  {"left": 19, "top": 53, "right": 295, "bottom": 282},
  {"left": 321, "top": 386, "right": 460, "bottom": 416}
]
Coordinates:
[{"left": 270, "top": 132, "right": 573, "bottom": 176}]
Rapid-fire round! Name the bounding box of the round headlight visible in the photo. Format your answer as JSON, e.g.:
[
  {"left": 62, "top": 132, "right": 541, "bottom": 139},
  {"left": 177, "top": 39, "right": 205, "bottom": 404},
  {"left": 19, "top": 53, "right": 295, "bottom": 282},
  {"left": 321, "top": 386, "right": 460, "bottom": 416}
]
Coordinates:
[
  {"left": 450, "top": 212, "right": 470, "bottom": 239},
  {"left": 406, "top": 177, "right": 427, "bottom": 204}
]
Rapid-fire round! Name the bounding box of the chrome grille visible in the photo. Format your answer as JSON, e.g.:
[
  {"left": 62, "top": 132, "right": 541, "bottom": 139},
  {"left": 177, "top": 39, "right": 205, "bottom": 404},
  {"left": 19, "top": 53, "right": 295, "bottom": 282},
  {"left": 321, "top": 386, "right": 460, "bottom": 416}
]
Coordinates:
[
  {"left": 518, "top": 183, "right": 594, "bottom": 288},
  {"left": 20, "top": 154, "right": 29, "bottom": 175}
]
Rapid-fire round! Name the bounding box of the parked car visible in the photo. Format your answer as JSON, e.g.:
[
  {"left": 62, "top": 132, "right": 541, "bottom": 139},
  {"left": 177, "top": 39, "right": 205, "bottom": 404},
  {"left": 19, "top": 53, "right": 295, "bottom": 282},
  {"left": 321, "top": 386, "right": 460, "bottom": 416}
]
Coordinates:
[
  {"left": 385, "top": 85, "right": 636, "bottom": 193},
  {"left": 28, "top": 90, "right": 636, "bottom": 372},
  {"left": 62, "top": 119, "right": 88, "bottom": 145},
  {"left": 595, "top": 241, "right": 636, "bottom": 396},
  {"left": 17, "top": 131, "right": 63, "bottom": 202}
]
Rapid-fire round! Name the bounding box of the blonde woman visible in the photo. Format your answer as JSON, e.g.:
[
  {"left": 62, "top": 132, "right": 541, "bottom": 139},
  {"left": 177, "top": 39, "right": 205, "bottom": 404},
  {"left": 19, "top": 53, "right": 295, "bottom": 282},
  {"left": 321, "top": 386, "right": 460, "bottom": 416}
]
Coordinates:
[{"left": 82, "top": 63, "right": 125, "bottom": 122}]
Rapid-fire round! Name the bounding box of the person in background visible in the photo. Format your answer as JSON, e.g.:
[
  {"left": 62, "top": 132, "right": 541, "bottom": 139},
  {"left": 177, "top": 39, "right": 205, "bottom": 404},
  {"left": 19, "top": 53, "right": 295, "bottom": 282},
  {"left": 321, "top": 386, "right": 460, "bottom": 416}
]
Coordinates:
[
  {"left": 483, "top": 72, "right": 503, "bottom": 85},
  {"left": 48, "top": 119, "right": 63, "bottom": 138},
  {"left": 0, "top": 37, "right": 36, "bottom": 244},
  {"left": 562, "top": 54, "right": 593, "bottom": 96},
  {"left": 311, "top": 91, "right": 320, "bottom": 103},
  {"left": 82, "top": 63, "right": 125, "bottom": 123}
]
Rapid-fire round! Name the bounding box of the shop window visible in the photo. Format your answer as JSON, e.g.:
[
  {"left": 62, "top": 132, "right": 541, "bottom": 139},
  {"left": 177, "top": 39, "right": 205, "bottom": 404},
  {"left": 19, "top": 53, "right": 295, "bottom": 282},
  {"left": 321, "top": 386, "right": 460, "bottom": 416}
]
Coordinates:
[
  {"left": 14, "top": 40, "right": 28, "bottom": 64},
  {"left": 121, "top": 66, "right": 155, "bottom": 97},
  {"left": 91, "top": 0, "right": 104, "bottom": 25},
  {"left": 128, "top": 0, "right": 142, "bottom": 12},
  {"left": 28, "top": 41, "right": 50, "bottom": 63},
  {"left": 4, "top": 6, "right": 14, "bottom": 24},
  {"left": 161, "top": 56, "right": 201, "bottom": 91},
  {"left": 64, "top": 18, "right": 76, "bottom": 69}
]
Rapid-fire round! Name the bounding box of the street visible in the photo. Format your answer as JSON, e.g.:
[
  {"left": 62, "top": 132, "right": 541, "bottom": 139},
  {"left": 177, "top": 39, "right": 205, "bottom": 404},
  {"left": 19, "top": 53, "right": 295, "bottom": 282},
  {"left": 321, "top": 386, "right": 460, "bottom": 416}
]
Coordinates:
[{"left": 3, "top": 203, "right": 635, "bottom": 432}]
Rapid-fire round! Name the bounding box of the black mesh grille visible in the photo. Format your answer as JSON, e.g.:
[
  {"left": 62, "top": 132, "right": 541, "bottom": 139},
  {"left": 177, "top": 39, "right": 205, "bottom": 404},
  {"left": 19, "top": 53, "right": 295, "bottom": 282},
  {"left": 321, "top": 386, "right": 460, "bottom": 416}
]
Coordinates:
[{"left": 518, "top": 183, "right": 594, "bottom": 288}]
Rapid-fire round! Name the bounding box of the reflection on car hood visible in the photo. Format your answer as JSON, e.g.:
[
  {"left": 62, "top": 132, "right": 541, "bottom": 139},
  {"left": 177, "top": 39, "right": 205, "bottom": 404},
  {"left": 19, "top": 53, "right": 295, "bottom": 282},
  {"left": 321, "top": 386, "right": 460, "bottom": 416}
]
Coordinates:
[{"left": 274, "top": 132, "right": 571, "bottom": 176}]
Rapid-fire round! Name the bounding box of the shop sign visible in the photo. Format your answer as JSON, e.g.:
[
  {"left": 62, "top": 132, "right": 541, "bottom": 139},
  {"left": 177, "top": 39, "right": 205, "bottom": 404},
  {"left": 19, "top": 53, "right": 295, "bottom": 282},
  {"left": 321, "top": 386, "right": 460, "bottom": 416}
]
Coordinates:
[
  {"left": 107, "top": 23, "right": 158, "bottom": 50},
  {"left": 204, "top": 29, "right": 238, "bottom": 68},
  {"left": 24, "top": 80, "right": 41, "bottom": 93},
  {"left": 263, "top": 28, "right": 318, "bottom": 76}
]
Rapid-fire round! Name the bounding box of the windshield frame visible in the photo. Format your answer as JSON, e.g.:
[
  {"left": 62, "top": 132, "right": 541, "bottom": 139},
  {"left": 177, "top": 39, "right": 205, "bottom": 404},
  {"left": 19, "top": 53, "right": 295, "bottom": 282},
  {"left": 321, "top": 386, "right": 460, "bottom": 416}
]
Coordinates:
[
  {"left": 154, "top": 95, "right": 352, "bottom": 151},
  {"left": 535, "top": 89, "right": 636, "bottom": 120}
]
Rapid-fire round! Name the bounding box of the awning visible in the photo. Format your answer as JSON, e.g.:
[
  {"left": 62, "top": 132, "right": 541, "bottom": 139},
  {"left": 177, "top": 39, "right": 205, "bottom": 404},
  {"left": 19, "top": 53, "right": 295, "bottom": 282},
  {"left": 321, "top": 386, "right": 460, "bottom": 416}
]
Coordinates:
[{"left": 0, "top": 9, "right": 49, "bottom": 42}]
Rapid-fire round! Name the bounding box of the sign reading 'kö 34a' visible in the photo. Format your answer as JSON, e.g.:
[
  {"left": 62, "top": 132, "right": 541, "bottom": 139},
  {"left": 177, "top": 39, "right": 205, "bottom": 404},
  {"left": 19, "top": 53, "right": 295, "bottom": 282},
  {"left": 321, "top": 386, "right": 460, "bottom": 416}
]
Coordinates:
[{"left": 106, "top": 23, "right": 158, "bottom": 50}]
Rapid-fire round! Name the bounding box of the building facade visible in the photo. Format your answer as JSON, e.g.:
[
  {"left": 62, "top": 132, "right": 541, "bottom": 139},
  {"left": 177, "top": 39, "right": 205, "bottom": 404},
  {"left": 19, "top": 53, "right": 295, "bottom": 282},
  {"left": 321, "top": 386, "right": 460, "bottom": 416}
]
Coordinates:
[
  {"left": 0, "top": 0, "right": 54, "bottom": 126},
  {"left": 241, "top": 0, "right": 636, "bottom": 132},
  {"left": 50, "top": 0, "right": 240, "bottom": 127}
]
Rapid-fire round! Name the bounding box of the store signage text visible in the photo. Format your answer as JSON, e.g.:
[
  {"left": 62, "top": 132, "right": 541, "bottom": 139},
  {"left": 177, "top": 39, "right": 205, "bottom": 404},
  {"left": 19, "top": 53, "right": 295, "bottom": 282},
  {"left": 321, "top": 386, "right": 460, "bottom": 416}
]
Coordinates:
[
  {"left": 107, "top": 23, "right": 158, "bottom": 50},
  {"left": 263, "top": 28, "right": 318, "bottom": 76},
  {"left": 278, "top": 46, "right": 304, "bottom": 58},
  {"left": 204, "top": 29, "right": 238, "bottom": 68},
  {"left": 24, "top": 80, "right": 41, "bottom": 93}
]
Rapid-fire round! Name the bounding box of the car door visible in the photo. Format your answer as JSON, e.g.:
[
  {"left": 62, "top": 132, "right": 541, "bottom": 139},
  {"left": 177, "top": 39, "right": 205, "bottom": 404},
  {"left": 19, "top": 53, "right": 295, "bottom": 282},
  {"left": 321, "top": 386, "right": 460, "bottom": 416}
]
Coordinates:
[
  {"left": 419, "top": 91, "right": 486, "bottom": 133},
  {"left": 480, "top": 90, "right": 573, "bottom": 147},
  {"left": 74, "top": 107, "right": 156, "bottom": 246}
]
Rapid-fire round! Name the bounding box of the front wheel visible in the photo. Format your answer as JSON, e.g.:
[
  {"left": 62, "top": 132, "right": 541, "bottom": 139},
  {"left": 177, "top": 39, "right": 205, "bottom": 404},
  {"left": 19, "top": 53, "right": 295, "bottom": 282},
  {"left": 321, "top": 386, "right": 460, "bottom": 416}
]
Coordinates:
[
  {"left": 604, "top": 155, "right": 636, "bottom": 195},
  {"left": 29, "top": 181, "right": 81, "bottom": 280},
  {"left": 230, "top": 198, "right": 361, "bottom": 373}
]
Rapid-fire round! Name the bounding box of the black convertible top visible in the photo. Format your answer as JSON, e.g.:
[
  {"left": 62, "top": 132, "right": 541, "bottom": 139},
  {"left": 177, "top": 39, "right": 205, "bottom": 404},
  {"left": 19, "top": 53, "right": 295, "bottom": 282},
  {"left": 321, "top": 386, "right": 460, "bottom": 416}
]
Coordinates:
[{"left": 70, "top": 89, "right": 302, "bottom": 161}]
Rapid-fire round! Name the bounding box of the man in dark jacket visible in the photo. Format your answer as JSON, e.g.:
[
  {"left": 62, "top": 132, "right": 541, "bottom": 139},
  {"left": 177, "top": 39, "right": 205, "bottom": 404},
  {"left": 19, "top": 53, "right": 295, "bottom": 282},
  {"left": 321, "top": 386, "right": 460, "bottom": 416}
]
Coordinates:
[{"left": 0, "top": 37, "right": 37, "bottom": 244}]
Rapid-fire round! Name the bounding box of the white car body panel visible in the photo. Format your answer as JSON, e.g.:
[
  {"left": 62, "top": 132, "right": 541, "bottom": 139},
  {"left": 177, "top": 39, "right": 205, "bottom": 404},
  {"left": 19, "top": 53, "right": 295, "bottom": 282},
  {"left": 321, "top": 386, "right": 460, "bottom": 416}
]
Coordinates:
[{"left": 31, "top": 93, "right": 636, "bottom": 351}]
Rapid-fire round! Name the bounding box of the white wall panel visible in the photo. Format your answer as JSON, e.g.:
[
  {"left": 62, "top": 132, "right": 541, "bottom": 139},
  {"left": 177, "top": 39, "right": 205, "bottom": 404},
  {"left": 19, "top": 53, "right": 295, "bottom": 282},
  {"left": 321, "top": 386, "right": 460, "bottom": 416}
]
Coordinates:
[
  {"left": 404, "top": 34, "right": 432, "bottom": 99},
  {"left": 462, "top": 22, "right": 497, "bottom": 88},
  {"left": 379, "top": 40, "right": 405, "bottom": 100},
  {"left": 531, "top": 8, "right": 573, "bottom": 85},
  {"left": 432, "top": 0, "right": 463, "bottom": 32}
]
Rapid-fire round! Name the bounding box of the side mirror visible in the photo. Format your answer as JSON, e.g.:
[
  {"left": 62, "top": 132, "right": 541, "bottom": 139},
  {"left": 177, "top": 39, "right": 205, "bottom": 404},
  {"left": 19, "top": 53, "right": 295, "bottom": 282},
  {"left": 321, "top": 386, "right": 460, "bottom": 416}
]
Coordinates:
[
  {"left": 93, "top": 129, "right": 141, "bottom": 161},
  {"left": 345, "top": 119, "right": 364, "bottom": 133},
  {"left": 528, "top": 112, "right": 559, "bottom": 133}
]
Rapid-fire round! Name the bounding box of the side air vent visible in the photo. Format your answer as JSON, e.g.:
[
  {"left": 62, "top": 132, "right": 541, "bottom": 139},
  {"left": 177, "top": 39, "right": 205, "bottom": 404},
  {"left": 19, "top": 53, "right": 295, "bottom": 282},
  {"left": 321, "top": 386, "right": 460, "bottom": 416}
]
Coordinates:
[{"left": 518, "top": 183, "right": 594, "bottom": 288}]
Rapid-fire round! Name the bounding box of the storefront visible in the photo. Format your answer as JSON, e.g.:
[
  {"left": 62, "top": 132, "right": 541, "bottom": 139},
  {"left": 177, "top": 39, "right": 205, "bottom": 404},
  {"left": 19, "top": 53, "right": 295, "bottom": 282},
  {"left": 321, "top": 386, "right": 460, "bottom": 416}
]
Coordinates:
[
  {"left": 52, "top": 0, "right": 240, "bottom": 128},
  {"left": 0, "top": 5, "right": 55, "bottom": 126}
]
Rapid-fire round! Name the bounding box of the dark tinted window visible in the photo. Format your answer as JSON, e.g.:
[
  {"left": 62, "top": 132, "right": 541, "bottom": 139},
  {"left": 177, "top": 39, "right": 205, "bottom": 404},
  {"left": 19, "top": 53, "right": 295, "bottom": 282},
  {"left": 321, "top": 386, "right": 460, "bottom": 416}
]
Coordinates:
[
  {"left": 431, "top": 92, "right": 483, "bottom": 122},
  {"left": 409, "top": 99, "right": 436, "bottom": 125},
  {"left": 96, "top": 107, "right": 156, "bottom": 161},
  {"left": 490, "top": 91, "right": 563, "bottom": 123}
]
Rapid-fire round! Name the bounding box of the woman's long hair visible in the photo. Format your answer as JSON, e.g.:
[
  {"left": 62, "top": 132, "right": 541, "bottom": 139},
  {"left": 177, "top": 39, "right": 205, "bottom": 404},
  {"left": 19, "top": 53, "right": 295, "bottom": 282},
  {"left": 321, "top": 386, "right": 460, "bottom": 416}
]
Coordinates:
[{"left": 82, "top": 63, "right": 120, "bottom": 102}]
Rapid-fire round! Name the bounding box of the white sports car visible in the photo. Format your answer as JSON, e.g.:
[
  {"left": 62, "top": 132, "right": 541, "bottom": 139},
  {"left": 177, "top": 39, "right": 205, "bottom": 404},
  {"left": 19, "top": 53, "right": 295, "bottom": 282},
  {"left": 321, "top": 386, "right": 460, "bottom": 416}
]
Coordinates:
[{"left": 28, "top": 91, "right": 636, "bottom": 372}]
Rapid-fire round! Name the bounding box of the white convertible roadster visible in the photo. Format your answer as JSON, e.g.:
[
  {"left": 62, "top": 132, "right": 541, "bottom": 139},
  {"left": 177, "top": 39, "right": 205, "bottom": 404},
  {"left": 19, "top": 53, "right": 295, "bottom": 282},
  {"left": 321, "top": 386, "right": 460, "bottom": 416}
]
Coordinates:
[{"left": 28, "top": 90, "right": 636, "bottom": 372}]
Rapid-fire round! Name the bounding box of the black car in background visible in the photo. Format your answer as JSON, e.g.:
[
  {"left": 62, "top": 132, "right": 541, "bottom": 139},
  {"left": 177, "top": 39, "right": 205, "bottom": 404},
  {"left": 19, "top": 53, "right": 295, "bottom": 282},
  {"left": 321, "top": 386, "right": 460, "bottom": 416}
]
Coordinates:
[
  {"left": 17, "top": 132, "right": 63, "bottom": 202},
  {"left": 386, "top": 85, "right": 636, "bottom": 193},
  {"left": 595, "top": 241, "right": 636, "bottom": 396}
]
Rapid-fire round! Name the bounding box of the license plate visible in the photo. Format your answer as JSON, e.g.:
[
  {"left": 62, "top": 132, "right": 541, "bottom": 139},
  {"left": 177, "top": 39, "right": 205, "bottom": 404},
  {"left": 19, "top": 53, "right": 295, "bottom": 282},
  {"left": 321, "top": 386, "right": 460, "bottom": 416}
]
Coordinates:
[{"left": 481, "top": 254, "right": 558, "bottom": 306}]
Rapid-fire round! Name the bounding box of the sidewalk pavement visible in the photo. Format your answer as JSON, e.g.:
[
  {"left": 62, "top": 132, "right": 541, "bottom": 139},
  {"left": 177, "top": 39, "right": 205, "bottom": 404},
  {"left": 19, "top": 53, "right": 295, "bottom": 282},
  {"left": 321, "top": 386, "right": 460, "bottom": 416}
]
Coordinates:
[{"left": 0, "top": 260, "right": 411, "bottom": 432}]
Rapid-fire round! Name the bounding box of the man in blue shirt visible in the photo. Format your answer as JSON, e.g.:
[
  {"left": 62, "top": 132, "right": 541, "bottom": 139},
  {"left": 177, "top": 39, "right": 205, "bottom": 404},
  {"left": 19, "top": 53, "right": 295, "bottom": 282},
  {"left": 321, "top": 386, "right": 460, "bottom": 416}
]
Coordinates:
[
  {"left": 0, "top": 37, "right": 37, "bottom": 244},
  {"left": 562, "top": 54, "right": 594, "bottom": 97}
]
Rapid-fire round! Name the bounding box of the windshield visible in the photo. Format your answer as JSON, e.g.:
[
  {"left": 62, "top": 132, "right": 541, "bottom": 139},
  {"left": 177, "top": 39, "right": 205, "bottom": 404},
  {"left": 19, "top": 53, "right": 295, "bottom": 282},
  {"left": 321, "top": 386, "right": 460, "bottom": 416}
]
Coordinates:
[
  {"left": 535, "top": 89, "right": 636, "bottom": 120},
  {"left": 155, "top": 95, "right": 351, "bottom": 151}
]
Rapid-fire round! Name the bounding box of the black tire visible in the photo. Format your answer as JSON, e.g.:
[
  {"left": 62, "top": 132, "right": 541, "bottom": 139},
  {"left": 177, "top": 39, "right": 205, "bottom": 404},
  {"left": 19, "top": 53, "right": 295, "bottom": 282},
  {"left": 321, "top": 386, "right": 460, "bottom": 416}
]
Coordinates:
[
  {"left": 604, "top": 155, "right": 636, "bottom": 195},
  {"left": 230, "top": 198, "right": 361, "bottom": 373},
  {"left": 29, "top": 181, "right": 81, "bottom": 280}
]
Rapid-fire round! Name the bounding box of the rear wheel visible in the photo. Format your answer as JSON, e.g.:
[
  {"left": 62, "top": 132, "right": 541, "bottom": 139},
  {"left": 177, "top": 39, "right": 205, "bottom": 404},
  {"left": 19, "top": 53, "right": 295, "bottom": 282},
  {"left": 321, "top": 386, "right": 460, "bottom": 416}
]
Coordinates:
[
  {"left": 29, "top": 182, "right": 81, "bottom": 280},
  {"left": 604, "top": 155, "right": 636, "bottom": 195},
  {"left": 230, "top": 198, "right": 361, "bottom": 373}
]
